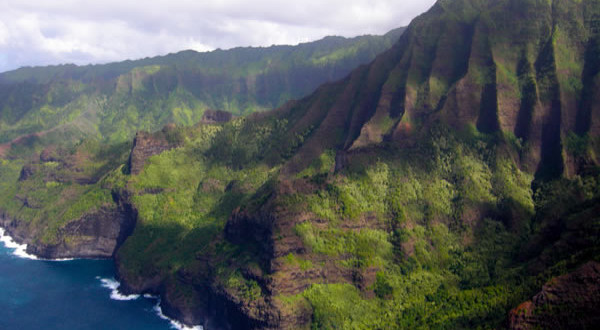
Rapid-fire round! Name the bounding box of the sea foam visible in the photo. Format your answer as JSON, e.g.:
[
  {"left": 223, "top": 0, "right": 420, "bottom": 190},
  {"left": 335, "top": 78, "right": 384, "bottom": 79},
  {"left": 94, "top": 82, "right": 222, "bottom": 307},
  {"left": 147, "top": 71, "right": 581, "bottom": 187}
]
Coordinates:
[
  {"left": 98, "top": 277, "right": 141, "bottom": 301},
  {"left": 0, "top": 227, "right": 38, "bottom": 260},
  {"left": 152, "top": 300, "right": 203, "bottom": 330},
  {"left": 97, "top": 277, "right": 203, "bottom": 329},
  {"left": 0, "top": 227, "right": 74, "bottom": 261},
  {"left": 2, "top": 226, "right": 203, "bottom": 329}
]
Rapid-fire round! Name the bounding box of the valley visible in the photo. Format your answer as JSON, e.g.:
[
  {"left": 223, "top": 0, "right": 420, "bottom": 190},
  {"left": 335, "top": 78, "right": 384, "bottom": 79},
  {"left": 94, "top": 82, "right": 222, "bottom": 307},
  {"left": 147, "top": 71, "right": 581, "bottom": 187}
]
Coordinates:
[{"left": 1, "top": 0, "right": 600, "bottom": 329}]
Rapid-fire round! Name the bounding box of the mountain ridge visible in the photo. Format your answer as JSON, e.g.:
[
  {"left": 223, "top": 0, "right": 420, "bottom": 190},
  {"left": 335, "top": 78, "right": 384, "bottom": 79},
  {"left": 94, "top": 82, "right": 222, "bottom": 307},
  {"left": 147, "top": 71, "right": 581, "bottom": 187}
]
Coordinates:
[
  {"left": 0, "top": 27, "right": 404, "bottom": 148},
  {"left": 1, "top": 0, "right": 600, "bottom": 329},
  {"left": 106, "top": 0, "right": 599, "bottom": 327},
  {"left": 0, "top": 28, "right": 406, "bottom": 82}
]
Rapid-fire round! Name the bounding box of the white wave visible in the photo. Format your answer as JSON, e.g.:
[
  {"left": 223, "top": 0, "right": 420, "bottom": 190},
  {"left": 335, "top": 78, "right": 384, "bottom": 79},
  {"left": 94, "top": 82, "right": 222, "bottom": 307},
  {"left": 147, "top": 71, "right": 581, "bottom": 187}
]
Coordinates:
[
  {"left": 152, "top": 302, "right": 203, "bottom": 330},
  {"left": 0, "top": 227, "right": 38, "bottom": 260},
  {"left": 48, "top": 257, "right": 75, "bottom": 261},
  {"left": 97, "top": 278, "right": 203, "bottom": 330},
  {"left": 0, "top": 227, "right": 75, "bottom": 261},
  {"left": 98, "top": 278, "right": 140, "bottom": 301}
]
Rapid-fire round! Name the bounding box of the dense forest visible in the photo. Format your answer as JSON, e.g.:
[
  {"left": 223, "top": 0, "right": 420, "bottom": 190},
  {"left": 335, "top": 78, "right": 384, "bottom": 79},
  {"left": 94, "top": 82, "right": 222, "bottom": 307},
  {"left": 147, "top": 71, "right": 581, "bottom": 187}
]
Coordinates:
[{"left": 1, "top": 0, "right": 599, "bottom": 329}]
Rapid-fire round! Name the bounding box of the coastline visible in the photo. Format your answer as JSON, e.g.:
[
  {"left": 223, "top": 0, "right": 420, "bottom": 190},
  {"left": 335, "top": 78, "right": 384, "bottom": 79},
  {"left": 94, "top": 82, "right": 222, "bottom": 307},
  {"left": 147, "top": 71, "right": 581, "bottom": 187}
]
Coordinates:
[
  {"left": 98, "top": 277, "right": 203, "bottom": 330},
  {"left": 0, "top": 227, "right": 39, "bottom": 260},
  {"left": 0, "top": 224, "right": 203, "bottom": 330}
]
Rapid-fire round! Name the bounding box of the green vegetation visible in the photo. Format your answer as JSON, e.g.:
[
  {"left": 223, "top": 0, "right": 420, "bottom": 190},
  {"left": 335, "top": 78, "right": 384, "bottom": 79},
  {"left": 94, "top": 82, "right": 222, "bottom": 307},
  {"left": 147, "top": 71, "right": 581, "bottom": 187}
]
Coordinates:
[
  {"left": 0, "top": 140, "right": 130, "bottom": 244},
  {"left": 273, "top": 124, "right": 587, "bottom": 329},
  {"left": 226, "top": 271, "right": 262, "bottom": 301},
  {"left": 104, "top": 116, "right": 549, "bottom": 329},
  {"left": 2, "top": 0, "right": 600, "bottom": 329},
  {"left": 0, "top": 30, "right": 403, "bottom": 147},
  {"left": 116, "top": 121, "right": 280, "bottom": 279},
  {"left": 284, "top": 253, "right": 314, "bottom": 271},
  {"left": 565, "top": 132, "right": 590, "bottom": 157},
  {"left": 0, "top": 27, "right": 401, "bottom": 258}
]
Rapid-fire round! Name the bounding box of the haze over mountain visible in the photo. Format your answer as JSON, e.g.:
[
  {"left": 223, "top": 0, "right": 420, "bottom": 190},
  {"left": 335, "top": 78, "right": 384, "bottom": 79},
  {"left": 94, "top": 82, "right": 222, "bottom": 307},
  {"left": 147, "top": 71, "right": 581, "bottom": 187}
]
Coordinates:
[
  {"left": 1, "top": 0, "right": 600, "bottom": 329},
  {"left": 0, "top": 0, "right": 435, "bottom": 73},
  {"left": 0, "top": 28, "right": 403, "bottom": 149}
]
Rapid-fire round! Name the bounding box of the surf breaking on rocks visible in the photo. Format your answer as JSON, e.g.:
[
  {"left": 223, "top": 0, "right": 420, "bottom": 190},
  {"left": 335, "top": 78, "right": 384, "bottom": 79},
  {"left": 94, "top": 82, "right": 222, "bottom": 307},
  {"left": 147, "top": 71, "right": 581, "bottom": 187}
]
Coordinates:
[{"left": 97, "top": 277, "right": 203, "bottom": 330}]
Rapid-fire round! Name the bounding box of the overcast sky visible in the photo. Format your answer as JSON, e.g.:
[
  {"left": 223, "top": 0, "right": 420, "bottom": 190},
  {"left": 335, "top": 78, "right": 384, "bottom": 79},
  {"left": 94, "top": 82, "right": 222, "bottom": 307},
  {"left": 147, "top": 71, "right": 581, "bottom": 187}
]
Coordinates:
[{"left": 0, "top": 0, "right": 437, "bottom": 73}]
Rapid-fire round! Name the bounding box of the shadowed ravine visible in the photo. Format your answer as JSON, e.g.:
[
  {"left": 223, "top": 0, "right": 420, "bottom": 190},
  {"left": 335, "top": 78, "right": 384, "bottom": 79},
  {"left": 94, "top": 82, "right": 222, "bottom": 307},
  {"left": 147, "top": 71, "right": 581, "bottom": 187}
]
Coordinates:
[{"left": 1, "top": 0, "right": 600, "bottom": 329}]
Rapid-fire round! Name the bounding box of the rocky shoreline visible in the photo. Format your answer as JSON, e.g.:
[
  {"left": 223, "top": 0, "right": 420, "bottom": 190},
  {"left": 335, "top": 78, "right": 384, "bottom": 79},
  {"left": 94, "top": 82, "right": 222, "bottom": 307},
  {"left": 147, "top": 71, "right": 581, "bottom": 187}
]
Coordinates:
[
  {"left": 0, "top": 205, "right": 210, "bottom": 330},
  {"left": 0, "top": 124, "right": 263, "bottom": 330},
  {"left": 0, "top": 189, "right": 136, "bottom": 260}
]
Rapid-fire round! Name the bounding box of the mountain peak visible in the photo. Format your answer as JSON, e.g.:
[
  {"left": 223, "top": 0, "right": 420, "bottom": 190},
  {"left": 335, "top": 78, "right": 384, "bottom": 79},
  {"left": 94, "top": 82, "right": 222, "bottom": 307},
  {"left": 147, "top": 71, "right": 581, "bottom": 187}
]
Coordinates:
[{"left": 274, "top": 0, "right": 598, "bottom": 180}]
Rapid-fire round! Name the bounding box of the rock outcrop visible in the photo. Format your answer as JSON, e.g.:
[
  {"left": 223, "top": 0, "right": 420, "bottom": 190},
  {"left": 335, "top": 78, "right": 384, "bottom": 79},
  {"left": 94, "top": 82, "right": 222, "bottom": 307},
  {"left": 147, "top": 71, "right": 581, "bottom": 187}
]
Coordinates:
[
  {"left": 29, "top": 206, "right": 136, "bottom": 259},
  {"left": 127, "top": 129, "right": 176, "bottom": 175},
  {"left": 201, "top": 109, "right": 234, "bottom": 124},
  {"left": 4, "top": 1, "right": 600, "bottom": 329},
  {"left": 272, "top": 0, "right": 599, "bottom": 179},
  {"left": 509, "top": 261, "right": 600, "bottom": 329},
  {"left": 207, "top": 0, "right": 600, "bottom": 327},
  {"left": 0, "top": 191, "right": 136, "bottom": 259}
]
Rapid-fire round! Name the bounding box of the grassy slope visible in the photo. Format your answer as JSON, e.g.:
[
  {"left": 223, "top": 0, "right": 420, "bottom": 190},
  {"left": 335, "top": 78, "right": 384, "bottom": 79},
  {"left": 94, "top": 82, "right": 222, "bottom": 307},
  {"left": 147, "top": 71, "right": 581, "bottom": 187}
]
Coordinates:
[
  {"left": 1, "top": 0, "right": 600, "bottom": 328},
  {"left": 0, "top": 139, "right": 130, "bottom": 243},
  {"left": 113, "top": 1, "right": 600, "bottom": 328},
  {"left": 0, "top": 29, "right": 404, "bottom": 146},
  {"left": 274, "top": 128, "right": 590, "bottom": 329},
  {"left": 113, "top": 116, "right": 599, "bottom": 329},
  {"left": 0, "top": 29, "right": 403, "bottom": 254}
]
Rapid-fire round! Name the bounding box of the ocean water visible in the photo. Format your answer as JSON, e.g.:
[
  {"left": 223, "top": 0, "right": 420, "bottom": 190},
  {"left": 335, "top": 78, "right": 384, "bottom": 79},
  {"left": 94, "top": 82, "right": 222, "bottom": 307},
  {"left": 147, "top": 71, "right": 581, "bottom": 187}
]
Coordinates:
[{"left": 0, "top": 229, "right": 202, "bottom": 330}]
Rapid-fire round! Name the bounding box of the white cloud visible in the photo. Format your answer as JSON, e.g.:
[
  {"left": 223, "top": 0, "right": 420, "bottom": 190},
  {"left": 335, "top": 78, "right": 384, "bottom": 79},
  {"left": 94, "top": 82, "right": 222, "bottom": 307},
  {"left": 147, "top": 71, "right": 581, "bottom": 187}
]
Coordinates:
[
  {"left": 0, "top": 0, "right": 437, "bottom": 73},
  {"left": 0, "top": 21, "right": 9, "bottom": 46}
]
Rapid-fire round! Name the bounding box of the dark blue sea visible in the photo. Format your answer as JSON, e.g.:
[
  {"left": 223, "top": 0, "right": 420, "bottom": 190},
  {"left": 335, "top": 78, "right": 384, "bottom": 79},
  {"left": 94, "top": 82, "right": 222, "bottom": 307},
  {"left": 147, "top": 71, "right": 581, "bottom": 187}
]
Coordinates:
[{"left": 0, "top": 229, "right": 201, "bottom": 330}]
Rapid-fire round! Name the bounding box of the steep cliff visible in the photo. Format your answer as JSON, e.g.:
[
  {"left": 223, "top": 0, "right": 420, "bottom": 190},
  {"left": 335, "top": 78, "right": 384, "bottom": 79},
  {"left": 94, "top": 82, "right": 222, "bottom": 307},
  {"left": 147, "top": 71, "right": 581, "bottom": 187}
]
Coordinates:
[
  {"left": 128, "top": 126, "right": 180, "bottom": 175},
  {"left": 252, "top": 0, "right": 600, "bottom": 180},
  {"left": 1, "top": 0, "right": 599, "bottom": 329},
  {"left": 0, "top": 190, "right": 136, "bottom": 259},
  {"left": 509, "top": 261, "right": 600, "bottom": 329},
  {"left": 181, "top": 0, "right": 600, "bottom": 328},
  {"left": 0, "top": 28, "right": 404, "bottom": 150}
]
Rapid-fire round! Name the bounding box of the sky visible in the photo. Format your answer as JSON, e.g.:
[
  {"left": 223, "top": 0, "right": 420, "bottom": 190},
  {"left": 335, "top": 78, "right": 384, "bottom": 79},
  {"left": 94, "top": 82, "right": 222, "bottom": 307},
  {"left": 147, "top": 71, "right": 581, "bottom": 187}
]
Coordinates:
[{"left": 0, "top": 0, "right": 437, "bottom": 73}]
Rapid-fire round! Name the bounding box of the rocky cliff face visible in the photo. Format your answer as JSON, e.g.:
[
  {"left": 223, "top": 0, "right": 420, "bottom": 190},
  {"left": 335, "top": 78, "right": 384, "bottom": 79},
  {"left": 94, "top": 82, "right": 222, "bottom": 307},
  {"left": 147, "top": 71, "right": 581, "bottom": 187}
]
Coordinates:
[
  {"left": 128, "top": 126, "right": 179, "bottom": 175},
  {"left": 107, "top": 0, "right": 600, "bottom": 327},
  {"left": 0, "top": 29, "right": 405, "bottom": 149},
  {"left": 264, "top": 0, "right": 599, "bottom": 179},
  {"left": 0, "top": 190, "right": 136, "bottom": 259},
  {"left": 509, "top": 261, "right": 600, "bottom": 329},
  {"left": 3, "top": 1, "right": 598, "bottom": 329},
  {"left": 212, "top": 0, "right": 600, "bottom": 328},
  {"left": 112, "top": 0, "right": 600, "bottom": 327},
  {"left": 201, "top": 110, "right": 234, "bottom": 124},
  {"left": 28, "top": 205, "right": 136, "bottom": 259}
]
